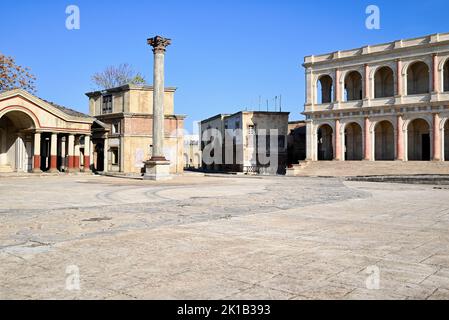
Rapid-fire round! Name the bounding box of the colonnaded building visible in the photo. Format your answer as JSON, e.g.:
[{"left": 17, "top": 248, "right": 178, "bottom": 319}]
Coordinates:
[
  {"left": 0, "top": 85, "right": 185, "bottom": 174},
  {"left": 304, "top": 32, "right": 449, "bottom": 163}
]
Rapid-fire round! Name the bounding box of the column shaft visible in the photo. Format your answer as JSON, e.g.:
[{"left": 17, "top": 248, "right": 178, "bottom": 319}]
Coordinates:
[
  {"left": 49, "top": 133, "right": 58, "bottom": 172},
  {"left": 433, "top": 113, "right": 442, "bottom": 161},
  {"left": 433, "top": 54, "right": 440, "bottom": 93},
  {"left": 67, "top": 134, "right": 75, "bottom": 171},
  {"left": 33, "top": 133, "right": 42, "bottom": 172},
  {"left": 397, "top": 60, "right": 403, "bottom": 96},
  {"left": 335, "top": 69, "right": 341, "bottom": 102},
  {"left": 152, "top": 51, "right": 166, "bottom": 160},
  {"left": 334, "top": 119, "right": 341, "bottom": 161},
  {"left": 364, "top": 117, "right": 371, "bottom": 161},
  {"left": 364, "top": 64, "right": 370, "bottom": 99},
  {"left": 396, "top": 115, "right": 404, "bottom": 161},
  {"left": 83, "top": 135, "right": 91, "bottom": 172}
]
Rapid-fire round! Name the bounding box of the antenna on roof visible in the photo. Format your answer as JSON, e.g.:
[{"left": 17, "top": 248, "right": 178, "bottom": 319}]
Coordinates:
[
  {"left": 275, "top": 96, "right": 278, "bottom": 112},
  {"left": 266, "top": 99, "right": 269, "bottom": 112},
  {"left": 280, "top": 95, "right": 282, "bottom": 112}
]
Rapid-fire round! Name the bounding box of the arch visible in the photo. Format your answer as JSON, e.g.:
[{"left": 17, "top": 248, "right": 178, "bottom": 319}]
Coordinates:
[
  {"left": 0, "top": 110, "right": 37, "bottom": 172},
  {"left": 407, "top": 118, "right": 431, "bottom": 161},
  {"left": 344, "top": 71, "right": 363, "bottom": 101},
  {"left": 374, "top": 66, "right": 394, "bottom": 98},
  {"left": 316, "top": 75, "right": 333, "bottom": 104},
  {"left": 0, "top": 109, "right": 37, "bottom": 130},
  {"left": 183, "top": 153, "right": 190, "bottom": 167},
  {"left": 407, "top": 61, "right": 430, "bottom": 95},
  {"left": 444, "top": 59, "right": 449, "bottom": 92},
  {"left": 344, "top": 122, "right": 363, "bottom": 160},
  {"left": 317, "top": 124, "right": 333, "bottom": 160},
  {"left": 374, "top": 120, "right": 395, "bottom": 161}
]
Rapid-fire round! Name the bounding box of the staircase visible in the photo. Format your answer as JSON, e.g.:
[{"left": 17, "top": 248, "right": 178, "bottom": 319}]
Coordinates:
[{"left": 286, "top": 161, "right": 449, "bottom": 177}]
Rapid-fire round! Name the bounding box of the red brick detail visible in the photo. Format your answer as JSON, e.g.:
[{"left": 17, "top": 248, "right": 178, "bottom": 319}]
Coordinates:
[
  {"left": 74, "top": 156, "right": 80, "bottom": 169},
  {"left": 34, "top": 155, "right": 41, "bottom": 170},
  {"left": 50, "top": 155, "right": 57, "bottom": 170},
  {"left": 67, "top": 156, "right": 75, "bottom": 169}
]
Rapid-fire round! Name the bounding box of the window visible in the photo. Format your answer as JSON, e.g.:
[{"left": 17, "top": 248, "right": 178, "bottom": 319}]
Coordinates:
[
  {"left": 111, "top": 147, "right": 119, "bottom": 165},
  {"left": 248, "top": 125, "right": 255, "bottom": 135},
  {"left": 102, "top": 95, "right": 113, "bottom": 114}
]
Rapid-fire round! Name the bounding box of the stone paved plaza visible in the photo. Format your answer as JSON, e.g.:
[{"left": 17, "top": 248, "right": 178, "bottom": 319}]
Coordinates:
[{"left": 1, "top": 173, "right": 449, "bottom": 300}]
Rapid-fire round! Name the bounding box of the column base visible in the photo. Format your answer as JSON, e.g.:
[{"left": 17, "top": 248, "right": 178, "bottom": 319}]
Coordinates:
[
  {"left": 48, "top": 169, "right": 59, "bottom": 174},
  {"left": 143, "top": 160, "right": 172, "bottom": 181},
  {"left": 32, "top": 168, "right": 43, "bottom": 173},
  {"left": 66, "top": 168, "right": 80, "bottom": 174}
]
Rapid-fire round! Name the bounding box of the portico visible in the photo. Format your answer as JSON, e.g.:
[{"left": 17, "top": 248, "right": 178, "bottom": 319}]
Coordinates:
[{"left": 0, "top": 89, "right": 93, "bottom": 173}]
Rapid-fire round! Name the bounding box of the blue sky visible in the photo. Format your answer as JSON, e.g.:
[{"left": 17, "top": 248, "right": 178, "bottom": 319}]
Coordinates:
[{"left": 2, "top": 0, "right": 449, "bottom": 132}]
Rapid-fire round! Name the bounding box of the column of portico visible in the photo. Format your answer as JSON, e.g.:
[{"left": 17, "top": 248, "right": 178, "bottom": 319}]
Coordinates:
[
  {"left": 335, "top": 69, "right": 341, "bottom": 103},
  {"left": 364, "top": 64, "right": 370, "bottom": 99},
  {"left": 33, "top": 132, "right": 42, "bottom": 173},
  {"left": 363, "top": 117, "right": 372, "bottom": 161},
  {"left": 83, "top": 135, "right": 91, "bottom": 172},
  {"left": 334, "top": 119, "right": 342, "bottom": 161},
  {"left": 49, "top": 133, "right": 58, "bottom": 173},
  {"left": 397, "top": 59, "right": 403, "bottom": 97},
  {"left": 396, "top": 115, "right": 405, "bottom": 161},
  {"left": 433, "top": 113, "right": 442, "bottom": 161},
  {"left": 433, "top": 54, "right": 440, "bottom": 93},
  {"left": 67, "top": 134, "right": 75, "bottom": 172},
  {"left": 74, "top": 137, "right": 80, "bottom": 171}
]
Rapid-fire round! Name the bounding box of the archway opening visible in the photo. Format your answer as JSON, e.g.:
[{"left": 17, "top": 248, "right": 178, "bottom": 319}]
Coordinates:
[
  {"left": 344, "top": 71, "right": 363, "bottom": 101},
  {"left": 345, "top": 122, "right": 363, "bottom": 160},
  {"left": 444, "top": 59, "right": 449, "bottom": 92},
  {"left": 374, "top": 66, "right": 394, "bottom": 98},
  {"left": 407, "top": 61, "right": 430, "bottom": 95},
  {"left": 0, "top": 111, "right": 36, "bottom": 172},
  {"left": 317, "top": 124, "right": 333, "bottom": 161},
  {"left": 408, "top": 119, "right": 431, "bottom": 161},
  {"left": 317, "top": 75, "right": 333, "bottom": 104},
  {"left": 374, "top": 121, "right": 395, "bottom": 161}
]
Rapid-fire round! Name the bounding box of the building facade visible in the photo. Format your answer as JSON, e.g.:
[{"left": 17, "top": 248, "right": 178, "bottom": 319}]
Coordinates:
[
  {"left": 303, "top": 33, "right": 449, "bottom": 163},
  {"left": 200, "top": 111, "right": 289, "bottom": 174},
  {"left": 183, "top": 134, "right": 201, "bottom": 169},
  {"left": 0, "top": 89, "right": 93, "bottom": 173},
  {"left": 86, "top": 84, "right": 185, "bottom": 174}
]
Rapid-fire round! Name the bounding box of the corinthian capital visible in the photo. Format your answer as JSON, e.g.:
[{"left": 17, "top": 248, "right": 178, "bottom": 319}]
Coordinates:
[{"left": 147, "top": 36, "right": 172, "bottom": 53}]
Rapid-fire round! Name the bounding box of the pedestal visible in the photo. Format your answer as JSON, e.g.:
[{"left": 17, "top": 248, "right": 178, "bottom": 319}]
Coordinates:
[{"left": 143, "top": 160, "right": 172, "bottom": 181}]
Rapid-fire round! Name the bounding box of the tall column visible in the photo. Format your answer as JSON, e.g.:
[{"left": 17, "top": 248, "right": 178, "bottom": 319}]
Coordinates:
[
  {"left": 67, "top": 134, "right": 75, "bottom": 172},
  {"left": 33, "top": 132, "right": 42, "bottom": 173},
  {"left": 433, "top": 54, "right": 440, "bottom": 93},
  {"left": 83, "top": 135, "right": 91, "bottom": 172},
  {"left": 433, "top": 113, "right": 442, "bottom": 161},
  {"left": 60, "top": 136, "right": 66, "bottom": 172},
  {"left": 144, "top": 35, "right": 172, "bottom": 180},
  {"left": 334, "top": 119, "right": 342, "bottom": 161},
  {"left": 364, "top": 117, "right": 371, "bottom": 161},
  {"left": 397, "top": 59, "right": 403, "bottom": 96},
  {"left": 49, "top": 133, "right": 58, "bottom": 173},
  {"left": 396, "top": 115, "right": 405, "bottom": 161},
  {"left": 335, "top": 69, "right": 341, "bottom": 103},
  {"left": 364, "top": 64, "right": 370, "bottom": 99}
]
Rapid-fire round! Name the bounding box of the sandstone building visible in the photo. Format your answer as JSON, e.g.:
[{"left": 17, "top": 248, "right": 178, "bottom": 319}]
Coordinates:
[
  {"left": 200, "top": 111, "right": 289, "bottom": 174},
  {"left": 304, "top": 33, "right": 449, "bottom": 163},
  {"left": 183, "top": 134, "right": 201, "bottom": 169},
  {"left": 86, "top": 84, "right": 185, "bottom": 174}
]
